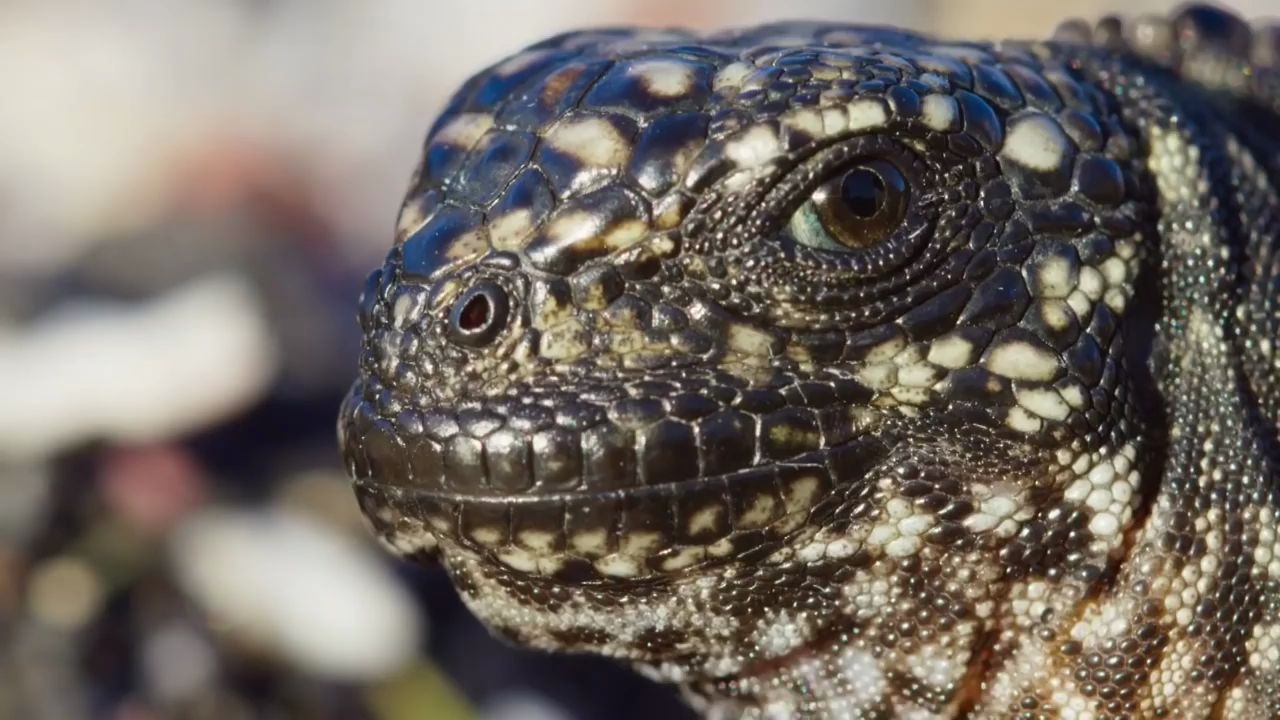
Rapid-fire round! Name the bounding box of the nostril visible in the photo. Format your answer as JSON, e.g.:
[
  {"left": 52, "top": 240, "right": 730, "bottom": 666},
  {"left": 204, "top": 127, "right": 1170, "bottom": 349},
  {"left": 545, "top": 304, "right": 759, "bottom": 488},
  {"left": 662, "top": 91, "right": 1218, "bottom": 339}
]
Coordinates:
[{"left": 446, "top": 280, "right": 510, "bottom": 347}]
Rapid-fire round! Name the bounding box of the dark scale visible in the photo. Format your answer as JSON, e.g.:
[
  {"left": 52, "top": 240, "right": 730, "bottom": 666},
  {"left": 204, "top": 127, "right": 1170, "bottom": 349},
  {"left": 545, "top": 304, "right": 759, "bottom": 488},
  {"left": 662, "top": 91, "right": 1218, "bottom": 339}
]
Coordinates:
[{"left": 339, "top": 5, "right": 1280, "bottom": 719}]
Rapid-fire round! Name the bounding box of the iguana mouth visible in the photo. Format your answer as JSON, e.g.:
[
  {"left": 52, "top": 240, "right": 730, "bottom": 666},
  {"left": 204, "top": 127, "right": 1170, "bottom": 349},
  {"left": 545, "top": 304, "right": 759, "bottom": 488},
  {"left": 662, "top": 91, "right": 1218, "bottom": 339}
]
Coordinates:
[{"left": 344, "top": 372, "right": 892, "bottom": 582}]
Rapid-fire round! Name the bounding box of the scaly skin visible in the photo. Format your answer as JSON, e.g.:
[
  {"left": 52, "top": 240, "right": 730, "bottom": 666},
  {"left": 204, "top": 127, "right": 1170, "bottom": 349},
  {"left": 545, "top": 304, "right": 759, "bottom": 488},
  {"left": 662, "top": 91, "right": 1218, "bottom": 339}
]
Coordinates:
[{"left": 339, "top": 6, "right": 1280, "bottom": 718}]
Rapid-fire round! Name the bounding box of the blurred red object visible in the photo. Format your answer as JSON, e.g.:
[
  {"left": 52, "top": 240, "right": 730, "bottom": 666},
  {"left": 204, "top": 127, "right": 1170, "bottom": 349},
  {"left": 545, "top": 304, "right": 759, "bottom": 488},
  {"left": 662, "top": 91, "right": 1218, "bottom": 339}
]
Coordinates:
[{"left": 98, "top": 444, "right": 209, "bottom": 535}]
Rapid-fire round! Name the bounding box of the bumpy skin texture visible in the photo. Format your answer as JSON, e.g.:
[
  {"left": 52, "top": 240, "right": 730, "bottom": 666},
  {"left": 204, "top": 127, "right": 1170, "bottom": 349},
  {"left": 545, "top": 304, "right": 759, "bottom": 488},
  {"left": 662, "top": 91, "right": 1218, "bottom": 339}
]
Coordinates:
[{"left": 339, "top": 6, "right": 1280, "bottom": 718}]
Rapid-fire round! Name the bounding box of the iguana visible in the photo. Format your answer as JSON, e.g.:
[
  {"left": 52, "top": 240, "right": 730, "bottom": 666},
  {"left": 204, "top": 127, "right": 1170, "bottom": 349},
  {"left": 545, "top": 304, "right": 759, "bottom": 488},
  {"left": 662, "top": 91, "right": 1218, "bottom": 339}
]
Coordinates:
[{"left": 339, "top": 5, "right": 1280, "bottom": 717}]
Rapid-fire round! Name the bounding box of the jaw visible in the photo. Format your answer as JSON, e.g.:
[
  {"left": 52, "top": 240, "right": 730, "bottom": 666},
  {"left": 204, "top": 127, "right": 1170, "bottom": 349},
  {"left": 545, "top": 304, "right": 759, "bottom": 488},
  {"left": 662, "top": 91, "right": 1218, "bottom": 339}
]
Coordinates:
[
  {"left": 344, "top": 391, "right": 899, "bottom": 674},
  {"left": 342, "top": 326, "right": 1088, "bottom": 716},
  {"left": 339, "top": 359, "right": 892, "bottom": 582},
  {"left": 349, "top": 428, "right": 894, "bottom": 583},
  {"left": 348, "top": 397, "right": 1065, "bottom": 715},
  {"left": 405, "top": 452, "right": 1017, "bottom": 719}
]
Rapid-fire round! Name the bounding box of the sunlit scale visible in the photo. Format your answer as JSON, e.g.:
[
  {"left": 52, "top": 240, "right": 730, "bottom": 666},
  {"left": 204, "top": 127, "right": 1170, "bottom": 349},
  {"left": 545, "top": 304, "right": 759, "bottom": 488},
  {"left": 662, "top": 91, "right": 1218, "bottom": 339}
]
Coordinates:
[{"left": 341, "top": 6, "right": 1280, "bottom": 719}]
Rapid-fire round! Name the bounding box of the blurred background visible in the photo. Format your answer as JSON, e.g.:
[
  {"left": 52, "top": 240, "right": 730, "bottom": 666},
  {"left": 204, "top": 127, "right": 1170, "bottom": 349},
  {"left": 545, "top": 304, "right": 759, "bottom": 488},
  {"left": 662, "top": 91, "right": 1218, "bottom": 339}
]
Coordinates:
[{"left": 0, "top": 2, "right": 1270, "bottom": 719}]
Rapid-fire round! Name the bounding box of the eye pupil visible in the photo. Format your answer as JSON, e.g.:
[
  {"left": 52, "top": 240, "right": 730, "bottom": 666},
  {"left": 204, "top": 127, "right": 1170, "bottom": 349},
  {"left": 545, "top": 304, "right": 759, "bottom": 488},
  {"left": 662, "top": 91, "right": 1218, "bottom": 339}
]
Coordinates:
[{"left": 840, "top": 167, "right": 886, "bottom": 219}]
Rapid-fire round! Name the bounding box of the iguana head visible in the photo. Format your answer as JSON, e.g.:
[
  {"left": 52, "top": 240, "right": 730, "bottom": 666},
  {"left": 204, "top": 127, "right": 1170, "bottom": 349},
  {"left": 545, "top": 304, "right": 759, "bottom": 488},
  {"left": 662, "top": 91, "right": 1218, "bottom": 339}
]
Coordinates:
[{"left": 339, "top": 22, "right": 1157, "bottom": 715}]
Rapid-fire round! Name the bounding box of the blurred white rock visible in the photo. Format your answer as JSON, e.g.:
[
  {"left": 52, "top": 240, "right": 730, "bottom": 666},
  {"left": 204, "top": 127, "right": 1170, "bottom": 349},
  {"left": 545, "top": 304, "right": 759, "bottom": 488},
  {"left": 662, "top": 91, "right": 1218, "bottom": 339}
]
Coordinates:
[
  {"left": 171, "top": 507, "right": 422, "bottom": 681},
  {"left": 0, "top": 272, "right": 278, "bottom": 460},
  {"left": 142, "top": 620, "right": 219, "bottom": 704}
]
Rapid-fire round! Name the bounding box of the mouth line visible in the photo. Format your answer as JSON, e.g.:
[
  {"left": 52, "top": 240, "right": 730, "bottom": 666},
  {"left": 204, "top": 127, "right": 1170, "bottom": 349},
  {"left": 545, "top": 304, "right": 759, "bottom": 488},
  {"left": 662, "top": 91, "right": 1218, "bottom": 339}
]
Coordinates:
[
  {"left": 357, "top": 446, "right": 849, "bottom": 505},
  {"left": 353, "top": 434, "right": 891, "bottom": 582}
]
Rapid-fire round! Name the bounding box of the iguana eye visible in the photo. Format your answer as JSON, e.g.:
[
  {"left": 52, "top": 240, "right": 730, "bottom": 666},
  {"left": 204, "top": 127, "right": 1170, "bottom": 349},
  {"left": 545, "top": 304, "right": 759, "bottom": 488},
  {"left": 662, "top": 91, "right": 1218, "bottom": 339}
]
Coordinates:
[{"left": 788, "top": 158, "right": 909, "bottom": 252}]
